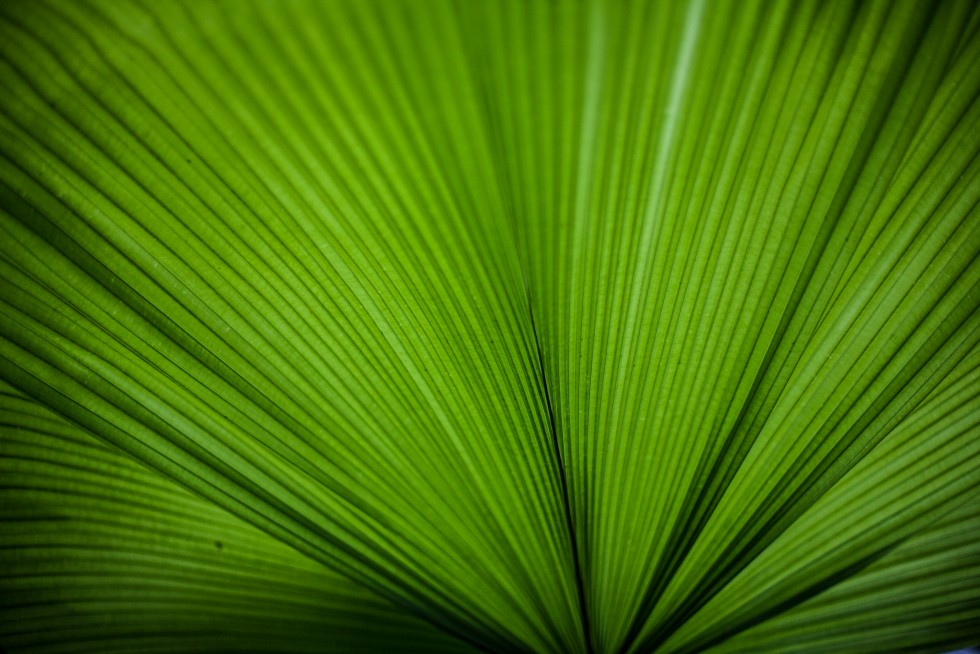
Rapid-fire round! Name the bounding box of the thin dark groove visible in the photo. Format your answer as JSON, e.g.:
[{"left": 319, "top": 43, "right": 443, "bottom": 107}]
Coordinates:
[{"left": 526, "top": 297, "right": 594, "bottom": 654}]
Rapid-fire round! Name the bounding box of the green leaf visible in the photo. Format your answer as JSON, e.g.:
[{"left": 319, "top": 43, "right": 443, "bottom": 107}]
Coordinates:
[
  {"left": 0, "top": 381, "right": 475, "bottom": 653},
  {"left": 1, "top": 0, "right": 978, "bottom": 652}
]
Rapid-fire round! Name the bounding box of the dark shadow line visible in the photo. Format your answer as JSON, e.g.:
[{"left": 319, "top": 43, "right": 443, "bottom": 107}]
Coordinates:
[{"left": 527, "top": 297, "right": 594, "bottom": 654}]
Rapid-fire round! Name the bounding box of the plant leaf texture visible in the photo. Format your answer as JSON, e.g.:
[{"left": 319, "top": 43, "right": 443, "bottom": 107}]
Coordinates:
[{"left": 1, "top": 1, "right": 978, "bottom": 652}]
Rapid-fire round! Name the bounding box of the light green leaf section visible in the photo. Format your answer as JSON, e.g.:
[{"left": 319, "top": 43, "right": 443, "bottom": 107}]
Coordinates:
[
  {"left": 0, "top": 381, "right": 475, "bottom": 653},
  {"left": 1, "top": 0, "right": 979, "bottom": 653},
  {"left": 463, "top": 0, "right": 980, "bottom": 650},
  {"left": 0, "top": 0, "right": 581, "bottom": 651}
]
